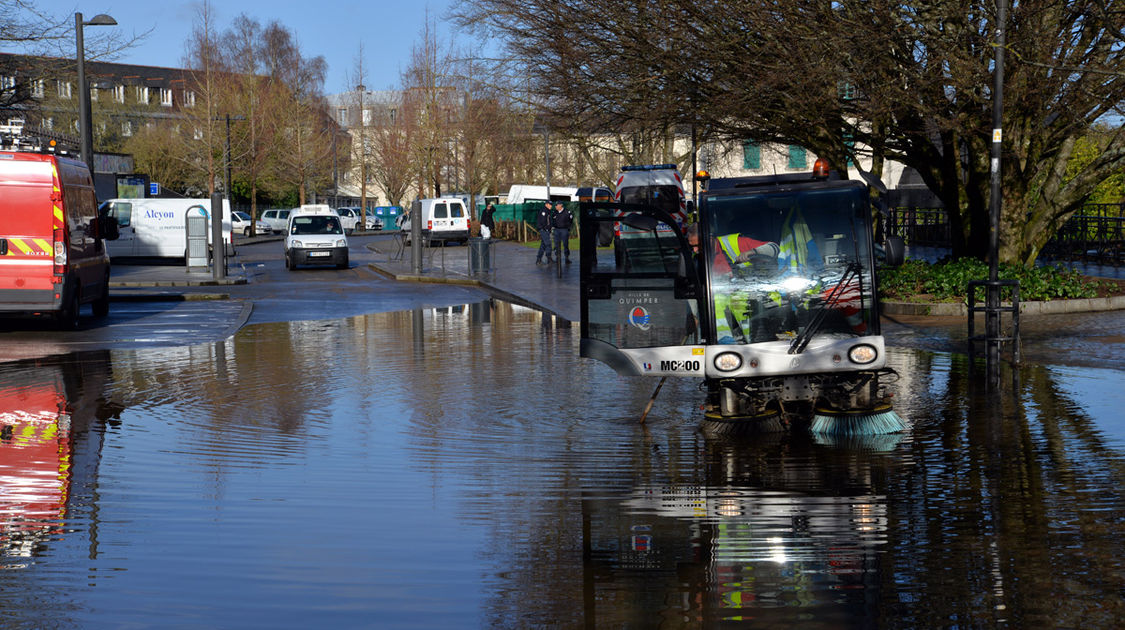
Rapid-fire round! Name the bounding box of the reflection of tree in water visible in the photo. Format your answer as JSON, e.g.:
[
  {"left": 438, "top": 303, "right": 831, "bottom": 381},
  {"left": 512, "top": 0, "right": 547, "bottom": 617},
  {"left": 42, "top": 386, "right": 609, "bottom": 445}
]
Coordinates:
[{"left": 888, "top": 355, "right": 1125, "bottom": 627}]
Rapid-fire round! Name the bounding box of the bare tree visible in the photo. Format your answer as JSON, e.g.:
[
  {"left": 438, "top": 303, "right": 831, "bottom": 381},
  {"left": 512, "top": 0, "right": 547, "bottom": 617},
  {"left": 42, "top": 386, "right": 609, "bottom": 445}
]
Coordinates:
[
  {"left": 180, "top": 0, "right": 230, "bottom": 196},
  {"left": 1, "top": 0, "right": 149, "bottom": 112},
  {"left": 259, "top": 21, "right": 333, "bottom": 205},
  {"left": 365, "top": 90, "right": 414, "bottom": 208},
  {"left": 223, "top": 14, "right": 278, "bottom": 229},
  {"left": 460, "top": 0, "right": 1125, "bottom": 265},
  {"left": 348, "top": 46, "right": 374, "bottom": 225},
  {"left": 401, "top": 15, "right": 457, "bottom": 198}
]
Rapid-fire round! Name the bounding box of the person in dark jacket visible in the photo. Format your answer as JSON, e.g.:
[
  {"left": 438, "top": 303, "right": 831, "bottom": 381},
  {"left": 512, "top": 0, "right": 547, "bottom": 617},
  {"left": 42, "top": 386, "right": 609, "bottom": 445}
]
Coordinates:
[
  {"left": 535, "top": 201, "right": 554, "bottom": 265},
  {"left": 481, "top": 202, "right": 496, "bottom": 238},
  {"left": 552, "top": 201, "right": 574, "bottom": 264}
]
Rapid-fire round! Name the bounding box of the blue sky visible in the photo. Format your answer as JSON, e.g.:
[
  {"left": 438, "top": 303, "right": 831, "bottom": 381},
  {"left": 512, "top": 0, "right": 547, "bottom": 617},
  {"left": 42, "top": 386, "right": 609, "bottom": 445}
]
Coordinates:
[{"left": 35, "top": 1, "right": 459, "bottom": 94}]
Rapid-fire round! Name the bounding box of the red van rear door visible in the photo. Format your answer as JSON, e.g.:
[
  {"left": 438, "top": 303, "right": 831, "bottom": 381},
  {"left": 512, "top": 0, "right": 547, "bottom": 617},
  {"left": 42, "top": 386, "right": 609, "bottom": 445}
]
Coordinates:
[{"left": 0, "top": 155, "right": 59, "bottom": 296}]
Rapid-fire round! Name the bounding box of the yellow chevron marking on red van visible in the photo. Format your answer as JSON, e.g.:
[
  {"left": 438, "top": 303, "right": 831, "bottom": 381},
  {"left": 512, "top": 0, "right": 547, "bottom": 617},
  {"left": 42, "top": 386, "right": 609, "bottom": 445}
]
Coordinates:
[{"left": 2, "top": 238, "right": 52, "bottom": 256}]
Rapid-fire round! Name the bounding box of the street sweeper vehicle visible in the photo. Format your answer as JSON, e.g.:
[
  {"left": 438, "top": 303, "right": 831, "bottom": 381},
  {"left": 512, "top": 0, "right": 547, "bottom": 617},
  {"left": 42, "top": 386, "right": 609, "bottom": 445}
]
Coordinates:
[{"left": 579, "top": 160, "right": 906, "bottom": 436}]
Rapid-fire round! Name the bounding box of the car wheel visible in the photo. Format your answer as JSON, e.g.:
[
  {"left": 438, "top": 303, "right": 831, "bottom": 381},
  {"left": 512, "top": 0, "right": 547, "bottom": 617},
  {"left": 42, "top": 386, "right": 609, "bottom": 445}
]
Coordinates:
[
  {"left": 244, "top": 227, "right": 252, "bottom": 236},
  {"left": 56, "top": 286, "right": 80, "bottom": 330},
  {"left": 93, "top": 274, "right": 110, "bottom": 317},
  {"left": 286, "top": 252, "right": 296, "bottom": 270}
]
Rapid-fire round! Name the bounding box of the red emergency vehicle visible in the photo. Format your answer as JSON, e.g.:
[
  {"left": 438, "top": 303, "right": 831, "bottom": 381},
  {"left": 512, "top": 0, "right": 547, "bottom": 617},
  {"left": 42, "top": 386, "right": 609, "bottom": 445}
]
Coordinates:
[{"left": 0, "top": 149, "right": 116, "bottom": 328}]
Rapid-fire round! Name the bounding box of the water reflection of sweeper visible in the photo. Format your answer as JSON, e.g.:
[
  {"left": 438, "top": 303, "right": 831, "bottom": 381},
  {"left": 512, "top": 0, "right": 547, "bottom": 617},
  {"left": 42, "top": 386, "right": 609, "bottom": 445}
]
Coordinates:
[{"left": 579, "top": 160, "right": 906, "bottom": 435}]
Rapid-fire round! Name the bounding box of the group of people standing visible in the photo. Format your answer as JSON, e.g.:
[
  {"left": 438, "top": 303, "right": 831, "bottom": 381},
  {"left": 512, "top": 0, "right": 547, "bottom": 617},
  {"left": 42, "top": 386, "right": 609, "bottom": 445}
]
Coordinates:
[{"left": 535, "top": 201, "right": 574, "bottom": 266}]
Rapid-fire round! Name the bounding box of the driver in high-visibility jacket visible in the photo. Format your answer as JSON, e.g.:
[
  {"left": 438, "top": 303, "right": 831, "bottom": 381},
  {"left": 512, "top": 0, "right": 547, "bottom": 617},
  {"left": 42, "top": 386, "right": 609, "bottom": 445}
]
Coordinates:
[{"left": 709, "top": 232, "right": 781, "bottom": 343}]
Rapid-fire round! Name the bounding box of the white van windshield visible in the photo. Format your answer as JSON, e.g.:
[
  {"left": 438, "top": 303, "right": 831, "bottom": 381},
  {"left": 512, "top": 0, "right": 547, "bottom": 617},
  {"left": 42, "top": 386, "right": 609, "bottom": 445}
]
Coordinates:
[{"left": 291, "top": 215, "right": 343, "bottom": 235}]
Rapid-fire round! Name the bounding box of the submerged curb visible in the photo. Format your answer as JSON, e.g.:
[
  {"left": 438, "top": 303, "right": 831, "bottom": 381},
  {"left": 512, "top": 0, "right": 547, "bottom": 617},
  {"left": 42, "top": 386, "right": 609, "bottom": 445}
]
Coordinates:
[
  {"left": 109, "top": 292, "right": 231, "bottom": 302},
  {"left": 882, "top": 294, "right": 1125, "bottom": 317}
]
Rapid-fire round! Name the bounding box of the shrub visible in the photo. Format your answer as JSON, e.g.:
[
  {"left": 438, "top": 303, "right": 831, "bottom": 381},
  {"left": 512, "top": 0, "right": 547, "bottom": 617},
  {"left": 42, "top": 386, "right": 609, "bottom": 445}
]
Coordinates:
[{"left": 879, "top": 259, "right": 1109, "bottom": 303}]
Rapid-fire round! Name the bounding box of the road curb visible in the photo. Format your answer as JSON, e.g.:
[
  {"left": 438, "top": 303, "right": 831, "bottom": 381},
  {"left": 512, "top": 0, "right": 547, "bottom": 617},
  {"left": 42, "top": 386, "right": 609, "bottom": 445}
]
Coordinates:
[
  {"left": 110, "top": 292, "right": 231, "bottom": 302},
  {"left": 366, "top": 262, "right": 572, "bottom": 322},
  {"left": 882, "top": 294, "right": 1125, "bottom": 317}
]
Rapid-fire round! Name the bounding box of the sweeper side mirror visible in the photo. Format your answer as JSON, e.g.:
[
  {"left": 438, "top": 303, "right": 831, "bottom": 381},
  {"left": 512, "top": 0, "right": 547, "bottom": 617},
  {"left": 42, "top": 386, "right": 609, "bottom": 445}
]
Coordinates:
[{"left": 878, "top": 235, "right": 905, "bottom": 267}]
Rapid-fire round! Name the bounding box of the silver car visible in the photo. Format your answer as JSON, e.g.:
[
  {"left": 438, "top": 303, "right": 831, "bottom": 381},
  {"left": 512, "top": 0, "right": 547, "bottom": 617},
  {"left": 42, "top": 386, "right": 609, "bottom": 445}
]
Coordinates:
[{"left": 231, "top": 211, "right": 271, "bottom": 236}]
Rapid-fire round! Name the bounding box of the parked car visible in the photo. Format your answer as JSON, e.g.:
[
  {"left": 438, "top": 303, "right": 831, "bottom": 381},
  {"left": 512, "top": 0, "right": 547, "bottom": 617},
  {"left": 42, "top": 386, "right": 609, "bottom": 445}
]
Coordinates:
[
  {"left": 334, "top": 207, "right": 360, "bottom": 233},
  {"left": 365, "top": 215, "right": 384, "bottom": 230},
  {"left": 231, "top": 211, "right": 271, "bottom": 236},
  {"left": 260, "top": 208, "right": 293, "bottom": 233}
]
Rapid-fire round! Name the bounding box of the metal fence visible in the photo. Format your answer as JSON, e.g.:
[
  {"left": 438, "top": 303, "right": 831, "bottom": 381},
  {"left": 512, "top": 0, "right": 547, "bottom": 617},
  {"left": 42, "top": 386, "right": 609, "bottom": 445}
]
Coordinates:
[{"left": 887, "top": 204, "right": 1124, "bottom": 266}]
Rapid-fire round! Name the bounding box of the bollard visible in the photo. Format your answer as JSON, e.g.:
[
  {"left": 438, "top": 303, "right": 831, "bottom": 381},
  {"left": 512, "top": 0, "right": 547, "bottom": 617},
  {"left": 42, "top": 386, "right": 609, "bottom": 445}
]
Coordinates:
[{"left": 210, "top": 192, "right": 226, "bottom": 280}]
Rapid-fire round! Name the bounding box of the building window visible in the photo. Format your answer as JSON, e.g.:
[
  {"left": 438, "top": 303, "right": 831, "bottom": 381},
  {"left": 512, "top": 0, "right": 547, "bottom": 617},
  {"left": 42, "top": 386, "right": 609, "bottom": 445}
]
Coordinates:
[
  {"left": 31, "top": 79, "right": 45, "bottom": 99},
  {"left": 122, "top": 120, "right": 133, "bottom": 137},
  {"left": 0, "top": 75, "right": 14, "bottom": 91},
  {"left": 113, "top": 85, "right": 125, "bottom": 103},
  {"left": 390, "top": 108, "right": 397, "bottom": 125},
  {"left": 44, "top": 117, "right": 54, "bottom": 130},
  {"left": 787, "top": 145, "right": 807, "bottom": 170},
  {"left": 742, "top": 141, "right": 761, "bottom": 170},
  {"left": 193, "top": 127, "right": 203, "bottom": 140},
  {"left": 338, "top": 107, "right": 348, "bottom": 125},
  {"left": 135, "top": 86, "right": 149, "bottom": 103},
  {"left": 838, "top": 82, "right": 858, "bottom": 101},
  {"left": 90, "top": 86, "right": 98, "bottom": 101},
  {"left": 160, "top": 88, "right": 173, "bottom": 106},
  {"left": 183, "top": 90, "right": 195, "bottom": 107},
  {"left": 57, "top": 80, "right": 72, "bottom": 99}
]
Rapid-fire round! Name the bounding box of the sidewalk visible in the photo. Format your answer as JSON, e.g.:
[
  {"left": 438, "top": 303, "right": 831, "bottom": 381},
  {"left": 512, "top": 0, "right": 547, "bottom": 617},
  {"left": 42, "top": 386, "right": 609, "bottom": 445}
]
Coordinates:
[{"left": 365, "top": 238, "right": 581, "bottom": 322}]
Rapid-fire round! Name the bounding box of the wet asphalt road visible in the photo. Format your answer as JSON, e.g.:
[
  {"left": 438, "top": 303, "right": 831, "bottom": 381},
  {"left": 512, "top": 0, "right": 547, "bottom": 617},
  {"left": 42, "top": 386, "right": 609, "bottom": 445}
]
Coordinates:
[{"left": 0, "top": 234, "right": 490, "bottom": 359}]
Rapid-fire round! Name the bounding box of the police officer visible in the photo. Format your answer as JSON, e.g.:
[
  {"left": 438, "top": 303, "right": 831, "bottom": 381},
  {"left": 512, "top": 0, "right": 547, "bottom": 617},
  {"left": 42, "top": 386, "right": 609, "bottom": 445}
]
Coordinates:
[
  {"left": 535, "top": 201, "right": 554, "bottom": 266},
  {"left": 551, "top": 201, "right": 574, "bottom": 264}
]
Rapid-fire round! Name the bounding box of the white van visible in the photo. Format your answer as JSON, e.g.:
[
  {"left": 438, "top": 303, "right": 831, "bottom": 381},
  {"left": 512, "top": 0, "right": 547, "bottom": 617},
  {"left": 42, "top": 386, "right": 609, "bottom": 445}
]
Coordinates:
[
  {"left": 401, "top": 197, "right": 470, "bottom": 244},
  {"left": 284, "top": 205, "right": 348, "bottom": 269},
  {"left": 100, "top": 198, "right": 233, "bottom": 258},
  {"left": 503, "top": 184, "right": 578, "bottom": 205}
]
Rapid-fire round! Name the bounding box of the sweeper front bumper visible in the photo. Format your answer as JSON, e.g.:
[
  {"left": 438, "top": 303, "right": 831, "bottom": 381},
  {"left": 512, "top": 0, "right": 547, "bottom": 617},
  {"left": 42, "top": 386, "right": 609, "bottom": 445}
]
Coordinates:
[{"left": 596, "top": 334, "right": 888, "bottom": 380}]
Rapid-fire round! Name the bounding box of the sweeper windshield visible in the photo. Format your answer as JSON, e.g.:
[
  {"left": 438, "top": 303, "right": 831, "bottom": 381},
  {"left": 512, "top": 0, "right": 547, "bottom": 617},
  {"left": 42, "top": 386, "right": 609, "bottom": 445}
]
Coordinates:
[{"left": 699, "top": 183, "right": 877, "bottom": 345}]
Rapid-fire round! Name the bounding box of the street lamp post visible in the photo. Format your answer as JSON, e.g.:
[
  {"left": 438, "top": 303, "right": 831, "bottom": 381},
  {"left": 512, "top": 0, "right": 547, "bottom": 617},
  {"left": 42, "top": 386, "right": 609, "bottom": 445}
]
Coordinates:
[
  {"left": 357, "top": 84, "right": 367, "bottom": 229},
  {"left": 75, "top": 12, "right": 117, "bottom": 176}
]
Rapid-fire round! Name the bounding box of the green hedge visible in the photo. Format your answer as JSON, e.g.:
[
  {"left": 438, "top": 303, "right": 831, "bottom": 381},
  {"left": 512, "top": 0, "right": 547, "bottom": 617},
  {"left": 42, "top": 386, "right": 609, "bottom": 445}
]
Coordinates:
[{"left": 879, "top": 258, "right": 1113, "bottom": 302}]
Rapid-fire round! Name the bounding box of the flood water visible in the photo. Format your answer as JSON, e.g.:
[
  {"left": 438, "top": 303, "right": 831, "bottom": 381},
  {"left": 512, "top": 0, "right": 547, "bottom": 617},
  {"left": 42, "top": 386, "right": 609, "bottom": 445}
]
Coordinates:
[{"left": 2, "top": 300, "right": 1123, "bottom": 628}]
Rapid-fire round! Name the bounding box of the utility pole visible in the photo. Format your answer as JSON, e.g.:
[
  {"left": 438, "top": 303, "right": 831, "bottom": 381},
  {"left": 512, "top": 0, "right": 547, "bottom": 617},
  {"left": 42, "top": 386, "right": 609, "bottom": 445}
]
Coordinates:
[
  {"left": 986, "top": 0, "right": 1007, "bottom": 376},
  {"left": 357, "top": 84, "right": 368, "bottom": 229}
]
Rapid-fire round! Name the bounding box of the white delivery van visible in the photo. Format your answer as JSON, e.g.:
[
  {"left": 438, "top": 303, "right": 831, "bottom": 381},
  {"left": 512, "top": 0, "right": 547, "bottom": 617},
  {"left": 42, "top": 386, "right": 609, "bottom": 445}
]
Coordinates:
[
  {"left": 100, "top": 198, "right": 234, "bottom": 258},
  {"left": 401, "top": 197, "right": 470, "bottom": 244},
  {"left": 284, "top": 204, "right": 348, "bottom": 269},
  {"left": 503, "top": 184, "right": 578, "bottom": 205}
]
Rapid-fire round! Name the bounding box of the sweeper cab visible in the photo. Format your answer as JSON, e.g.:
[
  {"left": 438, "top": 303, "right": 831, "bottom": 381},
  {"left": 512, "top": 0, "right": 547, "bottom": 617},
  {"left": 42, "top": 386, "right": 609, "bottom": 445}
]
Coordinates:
[{"left": 578, "top": 160, "right": 907, "bottom": 436}]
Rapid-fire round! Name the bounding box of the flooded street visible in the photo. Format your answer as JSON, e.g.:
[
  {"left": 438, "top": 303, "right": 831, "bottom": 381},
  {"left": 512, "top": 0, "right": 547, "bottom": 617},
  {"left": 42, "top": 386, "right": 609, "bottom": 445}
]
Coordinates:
[{"left": 2, "top": 300, "right": 1123, "bottom": 628}]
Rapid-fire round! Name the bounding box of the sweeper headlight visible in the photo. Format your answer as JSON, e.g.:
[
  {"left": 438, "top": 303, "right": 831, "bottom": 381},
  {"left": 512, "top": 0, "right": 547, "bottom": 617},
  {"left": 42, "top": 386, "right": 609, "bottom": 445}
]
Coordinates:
[
  {"left": 714, "top": 352, "right": 743, "bottom": 372},
  {"left": 848, "top": 344, "right": 878, "bottom": 364}
]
